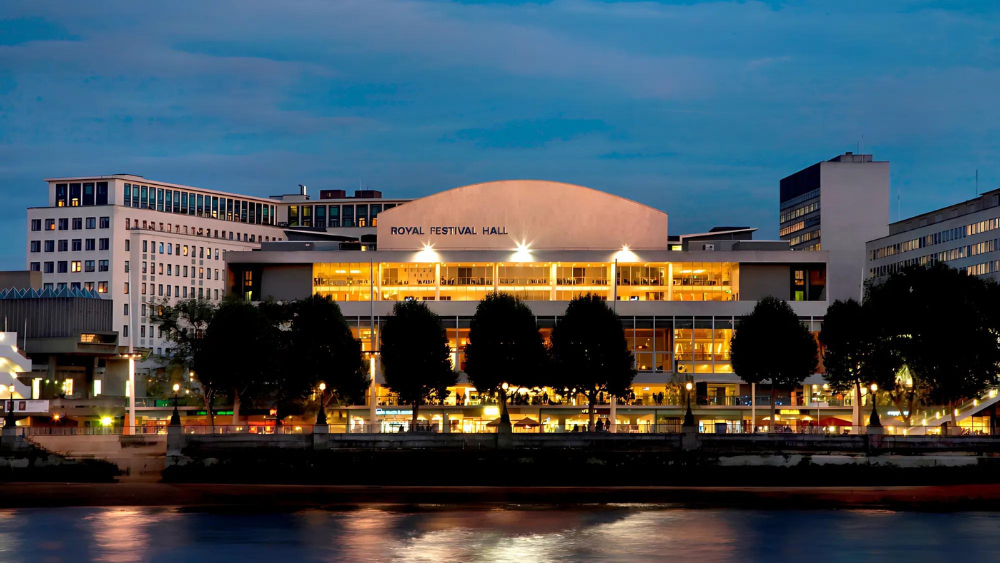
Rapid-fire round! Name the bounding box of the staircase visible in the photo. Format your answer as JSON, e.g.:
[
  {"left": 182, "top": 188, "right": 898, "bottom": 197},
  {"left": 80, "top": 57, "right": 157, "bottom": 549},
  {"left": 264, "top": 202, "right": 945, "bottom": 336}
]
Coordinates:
[{"left": 921, "top": 388, "right": 1000, "bottom": 427}]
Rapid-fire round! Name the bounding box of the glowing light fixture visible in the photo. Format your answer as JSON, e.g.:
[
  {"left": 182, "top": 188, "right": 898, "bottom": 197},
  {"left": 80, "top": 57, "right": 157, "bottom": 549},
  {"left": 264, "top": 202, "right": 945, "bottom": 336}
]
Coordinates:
[
  {"left": 511, "top": 241, "right": 533, "bottom": 262},
  {"left": 100, "top": 416, "right": 113, "bottom": 427}
]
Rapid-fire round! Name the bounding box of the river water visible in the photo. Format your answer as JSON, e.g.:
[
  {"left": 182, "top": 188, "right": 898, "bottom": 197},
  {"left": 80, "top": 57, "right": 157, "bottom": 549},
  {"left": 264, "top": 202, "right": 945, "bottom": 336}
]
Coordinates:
[{"left": 0, "top": 505, "right": 997, "bottom": 562}]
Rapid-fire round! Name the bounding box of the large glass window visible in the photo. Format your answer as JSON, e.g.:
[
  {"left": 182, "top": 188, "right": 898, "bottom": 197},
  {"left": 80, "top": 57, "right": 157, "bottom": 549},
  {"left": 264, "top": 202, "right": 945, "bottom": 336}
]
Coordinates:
[
  {"left": 196, "top": 194, "right": 204, "bottom": 216},
  {"left": 56, "top": 184, "right": 68, "bottom": 207},
  {"left": 288, "top": 206, "right": 299, "bottom": 227},
  {"left": 96, "top": 182, "right": 108, "bottom": 205},
  {"left": 439, "top": 264, "right": 493, "bottom": 301},
  {"left": 69, "top": 183, "right": 81, "bottom": 206},
  {"left": 342, "top": 205, "right": 354, "bottom": 227},
  {"left": 83, "top": 183, "right": 95, "bottom": 206},
  {"left": 313, "top": 263, "right": 374, "bottom": 301},
  {"left": 356, "top": 204, "right": 368, "bottom": 227},
  {"left": 370, "top": 204, "right": 382, "bottom": 227},
  {"left": 380, "top": 263, "right": 437, "bottom": 301},
  {"left": 140, "top": 186, "right": 148, "bottom": 208},
  {"left": 315, "top": 205, "right": 326, "bottom": 229},
  {"left": 496, "top": 264, "right": 550, "bottom": 300},
  {"left": 329, "top": 205, "right": 339, "bottom": 227},
  {"left": 301, "top": 205, "right": 311, "bottom": 227}
]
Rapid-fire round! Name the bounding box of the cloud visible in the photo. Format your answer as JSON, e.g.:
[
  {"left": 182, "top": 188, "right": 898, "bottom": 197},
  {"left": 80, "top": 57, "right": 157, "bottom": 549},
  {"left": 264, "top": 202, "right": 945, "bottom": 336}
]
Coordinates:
[{"left": 444, "top": 116, "right": 613, "bottom": 148}]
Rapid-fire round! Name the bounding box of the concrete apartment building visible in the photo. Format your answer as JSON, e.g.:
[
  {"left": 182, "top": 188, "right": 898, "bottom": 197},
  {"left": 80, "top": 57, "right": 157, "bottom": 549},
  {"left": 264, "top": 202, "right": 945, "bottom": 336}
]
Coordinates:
[
  {"left": 867, "top": 187, "right": 1000, "bottom": 282},
  {"left": 780, "top": 153, "right": 890, "bottom": 301}
]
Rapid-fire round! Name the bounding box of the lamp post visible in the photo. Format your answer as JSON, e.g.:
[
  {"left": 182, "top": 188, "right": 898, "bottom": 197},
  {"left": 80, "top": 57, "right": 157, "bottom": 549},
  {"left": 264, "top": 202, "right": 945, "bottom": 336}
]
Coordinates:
[
  {"left": 683, "top": 381, "right": 695, "bottom": 427},
  {"left": 500, "top": 381, "right": 511, "bottom": 428},
  {"left": 868, "top": 383, "right": 881, "bottom": 428},
  {"left": 169, "top": 383, "right": 181, "bottom": 426},
  {"left": 316, "top": 383, "right": 328, "bottom": 425}
]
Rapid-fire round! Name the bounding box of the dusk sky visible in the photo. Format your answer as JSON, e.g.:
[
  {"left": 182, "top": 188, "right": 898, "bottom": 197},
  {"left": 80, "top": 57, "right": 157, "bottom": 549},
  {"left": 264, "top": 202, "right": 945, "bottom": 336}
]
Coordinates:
[{"left": 2, "top": 0, "right": 998, "bottom": 269}]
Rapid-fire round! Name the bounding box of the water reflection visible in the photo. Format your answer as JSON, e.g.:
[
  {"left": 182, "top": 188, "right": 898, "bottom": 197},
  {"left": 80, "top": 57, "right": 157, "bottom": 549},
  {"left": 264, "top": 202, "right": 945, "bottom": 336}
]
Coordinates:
[{"left": 0, "top": 506, "right": 998, "bottom": 562}]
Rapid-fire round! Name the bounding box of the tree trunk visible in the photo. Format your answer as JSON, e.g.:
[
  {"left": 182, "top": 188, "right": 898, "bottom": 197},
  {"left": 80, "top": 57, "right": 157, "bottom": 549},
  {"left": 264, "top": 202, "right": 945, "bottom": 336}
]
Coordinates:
[
  {"left": 232, "top": 389, "right": 240, "bottom": 426},
  {"left": 855, "top": 381, "right": 863, "bottom": 428},
  {"left": 769, "top": 385, "right": 777, "bottom": 433},
  {"left": 588, "top": 391, "right": 596, "bottom": 432},
  {"left": 204, "top": 391, "right": 215, "bottom": 432},
  {"left": 411, "top": 398, "right": 420, "bottom": 432},
  {"left": 950, "top": 400, "right": 958, "bottom": 435}
]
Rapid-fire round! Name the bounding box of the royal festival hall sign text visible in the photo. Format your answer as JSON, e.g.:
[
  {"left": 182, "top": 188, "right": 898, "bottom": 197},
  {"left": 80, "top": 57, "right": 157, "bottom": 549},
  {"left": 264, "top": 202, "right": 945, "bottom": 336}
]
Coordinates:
[{"left": 389, "top": 226, "right": 508, "bottom": 236}]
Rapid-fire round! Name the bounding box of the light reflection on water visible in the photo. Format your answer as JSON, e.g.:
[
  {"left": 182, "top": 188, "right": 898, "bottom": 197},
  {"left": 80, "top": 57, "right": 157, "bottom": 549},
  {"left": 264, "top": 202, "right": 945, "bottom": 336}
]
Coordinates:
[{"left": 0, "top": 506, "right": 998, "bottom": 562}]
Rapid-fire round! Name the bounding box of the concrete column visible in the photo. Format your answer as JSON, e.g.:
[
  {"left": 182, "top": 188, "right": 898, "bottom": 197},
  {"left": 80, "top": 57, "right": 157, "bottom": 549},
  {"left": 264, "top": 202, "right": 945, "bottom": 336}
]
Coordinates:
[
  {"left": 442, "top": 412, "right": 450, "bottom": 433},
  {"left": 550, "top": 263, "right": 557, "bottom": 301},
  {"left": 434, "top": 263, "right": 441, "bottom": 301},
  {"left": 369, "top": 355, "right": 379, "bottom": 433},
  {"left": 667, "top": 263, "right": 674, "bottom": 301}
]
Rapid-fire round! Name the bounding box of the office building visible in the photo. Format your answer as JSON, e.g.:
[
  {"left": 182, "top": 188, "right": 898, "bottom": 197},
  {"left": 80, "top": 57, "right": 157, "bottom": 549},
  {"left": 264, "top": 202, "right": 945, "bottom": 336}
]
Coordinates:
[
  {"left": 780, "top": 153, "right": 890, "bottom": 301},
  {"left": 867, "top": 187, "right": 1000, "bottom": 281}
]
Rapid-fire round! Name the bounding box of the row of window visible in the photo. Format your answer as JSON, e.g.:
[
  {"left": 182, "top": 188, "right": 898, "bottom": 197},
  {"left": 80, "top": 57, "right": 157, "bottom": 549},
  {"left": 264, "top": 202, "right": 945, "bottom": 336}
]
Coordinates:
[
  {"left": 31, "top": 217, "right": 109, "bottom": 231},
  {"left": 40, "top": 280, "right": 108, "bottom": 293},
  {"left": 142, "top": 261, "right": 220, "bottom": 280},
  {"left": 868, "top": 218, "right": 1000, "bottom": 261},
  {"left": 30, "top": 260, "right": 110, "bottom": 274},
  {"left": 54, "top": 182, "right": 110, "bottom": 207},
  {"left": 779, "top": 201, "right": 820, "bottom": 225},
  {"left": 141, "top": 238, "right": 222, "bottom": 261},
  {"left": 869, "top": 238, "right": 1000, "bottom": 278},
  {"left": 286, "top": 202, "right": 400, "bottom": 228},
  {"left": 30, "top": 238, "right": 110, "bottom": 253},
  {"left": 787, "top": 229, "right": 820, "bottom": 247},
  {"left": 123, "top": 183, "right": 276, "bottom": 226},
  {"left": 125, "top": 217, "right": 280, "bottom": 243}
]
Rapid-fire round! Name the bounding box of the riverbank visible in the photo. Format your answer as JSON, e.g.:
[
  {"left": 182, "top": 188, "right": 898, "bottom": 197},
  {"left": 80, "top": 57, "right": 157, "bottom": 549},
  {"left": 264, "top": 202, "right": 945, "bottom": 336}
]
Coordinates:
[{"left": 5, "top": 482, "right": 1000, "bottom": 511}]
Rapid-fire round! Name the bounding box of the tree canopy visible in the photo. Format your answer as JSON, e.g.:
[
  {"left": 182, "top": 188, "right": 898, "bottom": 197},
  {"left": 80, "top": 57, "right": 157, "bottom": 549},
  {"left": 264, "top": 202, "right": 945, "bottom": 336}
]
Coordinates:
[
  {"left": 379, "top": 300, "right": 457, "bottom": 430},
  {"left": 290, "top": 295, "right": 370, "bottom": 408},
  {"left": 464, "top": 292, "right": 549, "bottom": 426},
  {"left": 866, "top": 263, "right": 1000, "bottom": 428},
  {"left": 730, "top": 296, "right": 818, "bottom": 430},
  {"left": 193, "top": 300, "right": 280, "bottom": 428},
  {"left": 549, "top": 294, "right": 636, "bottom": 431}
]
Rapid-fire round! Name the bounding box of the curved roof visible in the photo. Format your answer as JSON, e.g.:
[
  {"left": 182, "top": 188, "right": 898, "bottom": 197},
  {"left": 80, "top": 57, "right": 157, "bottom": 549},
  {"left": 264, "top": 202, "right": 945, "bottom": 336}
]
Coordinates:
[{"left": 377, "top": 180, "right": 668, "bottom": 251}]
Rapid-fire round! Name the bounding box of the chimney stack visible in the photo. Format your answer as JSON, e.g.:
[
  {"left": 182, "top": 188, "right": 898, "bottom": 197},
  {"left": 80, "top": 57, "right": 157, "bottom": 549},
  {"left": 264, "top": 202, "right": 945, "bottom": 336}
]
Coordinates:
[{"left": 298, "top": 184, "right": 307, "bottom": 196}]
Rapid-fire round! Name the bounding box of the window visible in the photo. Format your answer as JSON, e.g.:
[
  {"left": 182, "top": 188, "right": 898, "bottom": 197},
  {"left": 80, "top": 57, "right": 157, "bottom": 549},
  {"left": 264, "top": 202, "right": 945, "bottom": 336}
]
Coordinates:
[
  {"left": 356, "top": 204, "right": 368, "bottom": 227},
  {"left": 84, "top": 282, "right": 94, "bottom": 291},
  {"left": 72, "top": 239, "right": 82, "bottom": 251},
  {"left": 183, "top": 245, "right": 188, "bottom": 256},
  {"left": 43, "top": 283, "right": 53, "bottom": 290},
  {"left": 43, "top": 262, "right": 54, "bottom": 273},
  {"left": 167, "top": 243, "right": 172, "bottom": 255},
  {"left": 58, "top": 218, "right": 68, "bottom": 230},
  {"left": 142, "top": 240, "right": 147, "bottom": 252},
  {"left": 45, "top": 219, "right": 55, "bottom": 231},
  {"left": 124, "top": 282, "right": 129, "bottom": 295},
  {"left": 99, "top": 260, "right": 109, "bottom": 272},
  {"left": 30, "top": 241, "right": 40, "bottom": 253},
  {"left": 71, "top": 282, "right": 80, "bottom": 290},
  {"left": 124, "top": 183, "right": 132, "bottom": 207},
  {"left": 29, "top": 262, "right": 40, "bottom": 272},
  {"left": 85, "top": 239, "right": 96, "bottom": 251},
  {"left": 71, "top": 261, "right": 81, "bottom": 272},
  {"left": 44, "top": 240, "right": 54, "bottom": 252},
  {"left": 86, "top": 217, "right": 96, "bottom": 229},
  {"left": 99, "top": 238, "right": 109, "bottom": 250},
  {"left": 141, "top": 185, "right": 148, "bottom": 208},
  {"left": 30, "top": 219, "right": 41, "bottom": 231},
  {"left": 57, "top": 261, "right": 67, "bottom": 273},
  {"left": 83, "top": 182, "right": 95, "bottom": 206},
  {"left": 142, "top": 261, "right": 147, "bottom": 274},
  {"left": 96, "top": 182, "right": 109, "bottom": 205},
  {"left": 167, "top": 264, "right": 172, "bottom": 276},
  {"left": 56, "top": 283, "right": 66, "bottom": 290},
  {"left": 158, "top": 284, "right": 163, "bottom": 296},
  {"left": 97, "top": 281, "right": 108, "bottom": 293},
  {"left": 55, "top": 184, "right": 68, "bottom": 207},
  {"left": 141, "top": 326, "right": 146, "bottom": 338},
  {"left": 58, "top": 240, "right": 68, "bottom": 252},
  {"left": 342, "top": 204, "right": 354, "bottom": 227},
  {"left": 85, "top": 260, "right": 95, "bottom": 272},
  {"left": 123, "top": 325, "right": 129, "bottom": 338},
  {"left": 124, "top": 261, "right": 129, "bottom": 273},
  {"left": 99, "top": 217, "right": 110, "bottom": 229},
  {"left": 125, "top": 239, "right": 130, "bottom": 251},
  {"left": 72, "top": 218, "right": 82, "bottom": 230}
]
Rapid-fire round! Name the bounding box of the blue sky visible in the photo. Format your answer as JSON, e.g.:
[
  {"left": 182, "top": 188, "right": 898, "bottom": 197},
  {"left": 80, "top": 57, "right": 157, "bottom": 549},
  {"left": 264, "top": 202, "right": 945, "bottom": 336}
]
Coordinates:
[{"left": 2, "top": 0, "right": 999, "bottom": 269}]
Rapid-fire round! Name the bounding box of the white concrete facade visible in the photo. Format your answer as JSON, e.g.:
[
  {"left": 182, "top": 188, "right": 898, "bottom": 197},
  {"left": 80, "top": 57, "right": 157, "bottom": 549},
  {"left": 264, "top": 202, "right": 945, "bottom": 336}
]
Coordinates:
[{"left": 27, "top": 175, "right": 287, "bottom": 367}]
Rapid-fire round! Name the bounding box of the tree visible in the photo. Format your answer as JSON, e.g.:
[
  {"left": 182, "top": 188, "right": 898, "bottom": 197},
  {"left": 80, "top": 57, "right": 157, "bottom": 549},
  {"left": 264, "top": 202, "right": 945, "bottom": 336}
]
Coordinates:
[
  {"left": 869, "top": 263, "right": 1000, "bottom": 431},
  {"left": 290, "top": 295, "right": 370, "bottom": 420},
  {"left": 193, "top": 300, "right": 280, "bottom": 430},
  {"left": 819, "top": 298, "right": 904, "bottom": 425},
  {"left": 153, "top": 298, "right": 217, "bottom": 423},
  {"left": 379, "top": 300, "right": 457, "bottom": 430},
  {"left": 731, "top": 296, "right": 818, "bottom": 431},
  {"left": 464, "top": 292, "right": 549, "bottom": 429},
  {"left": 549, "top": 294, "right": 636, "bottom": 432}
]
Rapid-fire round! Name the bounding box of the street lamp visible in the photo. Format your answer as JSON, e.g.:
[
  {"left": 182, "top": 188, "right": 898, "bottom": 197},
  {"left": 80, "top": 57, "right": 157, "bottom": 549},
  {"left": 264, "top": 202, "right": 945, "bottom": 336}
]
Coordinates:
[
  {"left": 683, "top": 381, "right": 695, "bottom": 427},
  {"left": 499, "top": 382, "right": 511, "bottom": 428},
  {"left": 868, "top": 382, "right": 881, "bottom": 428},
  {"left": 169, "top": 383, "right": 181, "bottom": 426},
  {"left": 316, "top": 382, "right": 328, "bottom": 425}
]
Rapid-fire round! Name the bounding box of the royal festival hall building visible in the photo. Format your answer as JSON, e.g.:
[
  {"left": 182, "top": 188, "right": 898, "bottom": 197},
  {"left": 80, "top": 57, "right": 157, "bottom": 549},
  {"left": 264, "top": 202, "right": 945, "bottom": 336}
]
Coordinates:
[{"left": 225, "top": 180, "right": 849, "bottom": 433}]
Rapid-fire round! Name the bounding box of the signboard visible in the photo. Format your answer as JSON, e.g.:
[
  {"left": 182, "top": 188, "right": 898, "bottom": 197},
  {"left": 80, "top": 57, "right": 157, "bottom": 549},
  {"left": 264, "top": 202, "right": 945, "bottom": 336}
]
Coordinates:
[
  {"left": 389, "top": 226, "right": 509, "bottom": 237},
  {"left": 1, "top": 399, "right": 50, "bottom": 413},
  {"left": 375, "top": 408, "right": 413, "bottom": 416}
]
